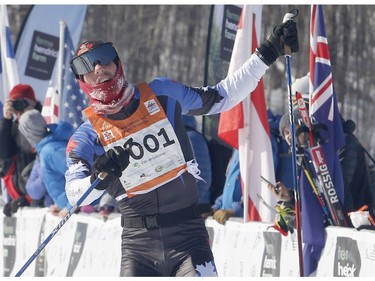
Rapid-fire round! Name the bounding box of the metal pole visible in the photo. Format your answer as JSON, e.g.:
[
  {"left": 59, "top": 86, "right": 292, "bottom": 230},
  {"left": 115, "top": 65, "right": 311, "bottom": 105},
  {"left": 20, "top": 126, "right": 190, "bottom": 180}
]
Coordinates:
[{"left": 285, "top": 54, "right": 304, "bottom": 276}]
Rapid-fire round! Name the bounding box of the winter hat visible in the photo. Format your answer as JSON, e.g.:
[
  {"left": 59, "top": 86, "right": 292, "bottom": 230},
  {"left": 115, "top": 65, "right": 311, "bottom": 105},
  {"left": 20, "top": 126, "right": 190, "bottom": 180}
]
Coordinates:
[
  {"left": 18, "top": 109, "right": 47, "bottom": 148},
  {"left": 9, "top": 84, "right": 36, "bottom": 102},
  {"left": 279, "top": 108, "right": 302, "bottom": 138},
  {"left": 76, "top": 40, "right": 106, "bottom": 56}
]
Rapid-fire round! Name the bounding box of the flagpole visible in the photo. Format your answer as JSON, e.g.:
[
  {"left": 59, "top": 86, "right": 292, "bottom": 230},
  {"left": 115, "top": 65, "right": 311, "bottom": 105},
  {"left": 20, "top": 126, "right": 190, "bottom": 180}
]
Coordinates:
[
  {"left": 285, "top": 54, "right": 304, "bottom": 277},
  {"left": 241, "top": 95, "right": 251, "bottom": 223},
  {"left": 0, "top": 5, "right": 7, "bottom": 101},
  {"left": 0, "top": 4, "right": 20, "bottom": 101},
  {"left": 57, "top": 21, "right": 66, "bottom": 118}
]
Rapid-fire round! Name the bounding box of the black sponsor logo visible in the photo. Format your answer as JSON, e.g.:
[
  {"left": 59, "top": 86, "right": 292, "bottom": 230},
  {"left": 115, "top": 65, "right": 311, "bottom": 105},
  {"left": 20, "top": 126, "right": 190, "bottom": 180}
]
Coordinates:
[
  {"left": 334, "top": 236, "right": 361, "bottom": 277},
  {"left": 3, "top": 217, "right": 17, "bottom": 276},
  {"left": 260, "top": 232, "right": 281, "bottom": 276},
  {"left": 25, "top": 31, "right": 59, "bottom": 80},
  {"left": 220, "top": 5, "right": 241, "bottom": 62},
  {"left": 66, "top": 222, "right": 88, "bottom": 276}
]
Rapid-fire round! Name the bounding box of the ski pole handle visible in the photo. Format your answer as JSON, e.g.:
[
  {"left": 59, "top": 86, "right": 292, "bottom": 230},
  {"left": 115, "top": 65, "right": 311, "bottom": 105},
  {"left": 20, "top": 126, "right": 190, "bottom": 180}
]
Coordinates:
[
  {"left": 14, "top": 171, "right": 108, "bottom": 277},
  {"left": 283, "top": 9, "right": 298, "bottom": 55}
]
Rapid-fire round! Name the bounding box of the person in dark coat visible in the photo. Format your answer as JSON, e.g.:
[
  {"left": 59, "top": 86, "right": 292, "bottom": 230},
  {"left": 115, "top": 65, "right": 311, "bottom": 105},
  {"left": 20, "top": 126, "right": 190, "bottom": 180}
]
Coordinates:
[
  {"left": 339, "top": 118, "right": 375, "bottom": 229},
  {"left": 0, "top": 84, "right": 43, "bottom": 217}
]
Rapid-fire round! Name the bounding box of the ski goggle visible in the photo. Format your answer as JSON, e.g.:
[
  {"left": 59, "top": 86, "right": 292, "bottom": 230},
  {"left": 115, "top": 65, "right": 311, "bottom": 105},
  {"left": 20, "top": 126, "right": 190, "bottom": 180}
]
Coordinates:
[{"left": 70, "top": 42, "right": 118, "bottom": 76}]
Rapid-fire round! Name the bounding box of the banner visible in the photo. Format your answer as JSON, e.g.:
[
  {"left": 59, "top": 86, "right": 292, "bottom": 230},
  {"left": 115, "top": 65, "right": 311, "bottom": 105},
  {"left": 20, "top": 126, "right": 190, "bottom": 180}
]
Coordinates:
[
  {"left": 1, "top": 209, "right": 375, "bottom": 277},
  {"left": 14, "top": 5, "right": 87, "bottom": 103},
  {"left": 217, "top": 5, "right": 276, "bottom": 223},
  {"left": 203, "top": 5, "right": 241, "bottom": 139},
  {"left": 0, "top": 5, "right": 20, "bottom": 107}
]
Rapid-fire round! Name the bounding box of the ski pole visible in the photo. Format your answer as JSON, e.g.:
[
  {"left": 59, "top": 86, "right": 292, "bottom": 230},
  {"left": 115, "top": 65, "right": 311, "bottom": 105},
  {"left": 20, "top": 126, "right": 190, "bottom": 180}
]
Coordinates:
[
  {"left": 283, "top": 8, "right": 304, "bottom": 277},
  {"left": 14, "top": 171, "right": 107, "bottom": 277},
  {"left": 286, "top": 55, "right": 304, "bottom": 277}
]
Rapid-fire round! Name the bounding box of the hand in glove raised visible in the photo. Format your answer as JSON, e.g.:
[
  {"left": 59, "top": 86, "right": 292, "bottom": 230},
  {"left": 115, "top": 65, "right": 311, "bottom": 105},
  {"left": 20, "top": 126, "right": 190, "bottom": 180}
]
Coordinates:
[
  {"left": 256, "top": 9, "right": 299, "bottom": 66},
  {"left": 91, "top": 146, "right": 130, "bottom": 190}
]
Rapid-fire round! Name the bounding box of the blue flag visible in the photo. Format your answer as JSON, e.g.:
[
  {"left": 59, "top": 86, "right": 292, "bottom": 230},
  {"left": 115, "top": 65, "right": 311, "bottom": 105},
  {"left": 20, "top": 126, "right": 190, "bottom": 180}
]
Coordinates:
[
  {"left": 60, "top": 25, "right": 87, "bottom": 129},
  {"left": 302, "top": 5, "right": 346, "bottom": 275}
]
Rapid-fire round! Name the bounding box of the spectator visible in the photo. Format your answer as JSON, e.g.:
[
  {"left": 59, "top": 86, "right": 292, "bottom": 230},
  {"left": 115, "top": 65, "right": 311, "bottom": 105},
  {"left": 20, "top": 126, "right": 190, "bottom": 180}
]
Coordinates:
[
  {"left": 24, "top": 157, "right": 54, "bottom": 208},
  {"left": 212, "top": 149, "right": 242, "bottom": 224},
  {"left": 276, "top": 106, "right": 375, "bottom": 231},
  {"left": 210, "top": 109, "right": 292, "bottom": 226},
  {"left": 289, "top": 74, "right": 375, "bottom": 229},
  {"left": 340, "top": 118, "right": 375, "bottom": 229},
  {"left": 207, "top": 138, "right": 232, "bottom": 205},
  {"left": 18, "top": 109, "right": 74, "bottom": 218},
  {"left": 0, "top": 84, "right": 43, "bottom": 217},
  {"left": 182, "top": 115, "right": 212, "bottom": 207},
  {"left": 268, "top": 109, "right": 293, "bottom": 189}
]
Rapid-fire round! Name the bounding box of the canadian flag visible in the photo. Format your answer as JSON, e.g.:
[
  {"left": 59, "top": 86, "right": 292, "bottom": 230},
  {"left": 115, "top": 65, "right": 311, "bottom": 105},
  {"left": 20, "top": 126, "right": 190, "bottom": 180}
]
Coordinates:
[{"left": 218, "top": 5, "right": 276, "bottom": 222}]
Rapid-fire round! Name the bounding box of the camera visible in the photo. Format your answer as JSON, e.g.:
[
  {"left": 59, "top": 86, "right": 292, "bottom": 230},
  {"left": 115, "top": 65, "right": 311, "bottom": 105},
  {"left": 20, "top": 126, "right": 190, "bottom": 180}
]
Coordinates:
[{"left": 12, "top": 99, "right": 29, "bottom": 112}]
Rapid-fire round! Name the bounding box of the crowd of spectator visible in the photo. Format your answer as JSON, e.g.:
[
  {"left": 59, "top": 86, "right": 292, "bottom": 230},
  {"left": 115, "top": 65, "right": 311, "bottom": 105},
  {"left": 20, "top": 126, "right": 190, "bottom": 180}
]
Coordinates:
[{"left": 1, "top": 81, "right": 374, "bottom": 231}]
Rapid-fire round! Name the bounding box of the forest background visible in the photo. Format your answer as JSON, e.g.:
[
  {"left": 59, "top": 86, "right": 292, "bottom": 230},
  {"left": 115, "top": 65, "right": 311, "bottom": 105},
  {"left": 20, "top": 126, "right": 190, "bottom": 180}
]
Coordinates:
[{"left": 6, "top": 4, "right": 375, "bottom": 156}]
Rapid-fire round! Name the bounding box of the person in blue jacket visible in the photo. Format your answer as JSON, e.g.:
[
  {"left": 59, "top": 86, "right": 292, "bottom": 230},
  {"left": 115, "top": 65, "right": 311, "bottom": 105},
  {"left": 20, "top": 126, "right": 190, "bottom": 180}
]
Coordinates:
[
  {"left": 19, "top": 109, "right": 74, "bottom": 217},
  {"left": 25, "top": 158, "right": 54, "bottom": 208},
  {"left": 212, "top": 149, "right": 243, "bottom": 224},
  {"left": 65, "top": 16, "right": 298, "bottom": 277},
  {"left": 268, "top": 109, "right": 293, "bottom": 189}
]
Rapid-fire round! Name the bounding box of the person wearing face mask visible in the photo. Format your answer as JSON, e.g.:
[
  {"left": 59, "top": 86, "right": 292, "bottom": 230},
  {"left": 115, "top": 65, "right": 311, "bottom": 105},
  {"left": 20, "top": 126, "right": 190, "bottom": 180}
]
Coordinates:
[{"left": 65, "top": 15, "right": 298, "bottom": 277}]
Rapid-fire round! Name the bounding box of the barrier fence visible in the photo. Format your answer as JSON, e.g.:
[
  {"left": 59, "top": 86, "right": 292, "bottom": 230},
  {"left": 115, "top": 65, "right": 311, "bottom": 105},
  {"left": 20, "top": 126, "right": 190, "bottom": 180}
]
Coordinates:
[{"left": 1, "top": 207, "right": 374, "bottom": 277}]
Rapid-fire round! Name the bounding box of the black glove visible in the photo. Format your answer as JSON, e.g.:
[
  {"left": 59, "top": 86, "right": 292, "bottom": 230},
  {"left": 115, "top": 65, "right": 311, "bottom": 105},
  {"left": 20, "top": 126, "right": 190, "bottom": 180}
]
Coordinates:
[
  {"left": 3, "top": 202, "right": 12, "bottom": 217},
  {"left": 90, "top": 146, "right": 130, "bottom": 190},
  {"left": 10, "top": 196, "right": 30, "bottom": 213},
  {"left": 256, "top": 20, "right": 299, "bottom": 66}
]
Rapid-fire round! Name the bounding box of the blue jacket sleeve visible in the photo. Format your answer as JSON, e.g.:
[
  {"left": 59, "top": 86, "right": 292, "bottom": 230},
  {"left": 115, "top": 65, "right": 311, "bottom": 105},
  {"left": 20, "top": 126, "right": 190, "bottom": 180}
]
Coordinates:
[
  {"left": 25, "top": 158, "right": 48, "bottom": 201},
  {"left": 40, "top": 143, "right": 72, "bottom": 210},
  {"left": 212, "top": 194, "right": 223, "bottom": 211},
  {"left": 231, "top": 198, "right": 244, "bottom": 217}
]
